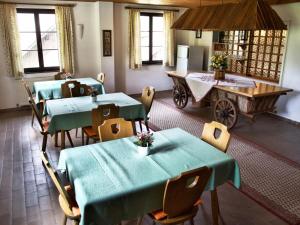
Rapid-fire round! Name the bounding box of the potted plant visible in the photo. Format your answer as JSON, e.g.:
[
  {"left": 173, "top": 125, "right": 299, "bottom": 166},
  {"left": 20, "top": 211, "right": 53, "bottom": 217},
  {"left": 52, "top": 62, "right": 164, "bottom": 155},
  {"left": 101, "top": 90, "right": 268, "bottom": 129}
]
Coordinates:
[
  {"left": 89, "top": 88, "right": 98, "bottom": 102},
  {"left": 210, "top": 54, "right": 228, "bottom": 80},
  {"left": 136, "top": 132, "right": 154, "bottom": 156}
]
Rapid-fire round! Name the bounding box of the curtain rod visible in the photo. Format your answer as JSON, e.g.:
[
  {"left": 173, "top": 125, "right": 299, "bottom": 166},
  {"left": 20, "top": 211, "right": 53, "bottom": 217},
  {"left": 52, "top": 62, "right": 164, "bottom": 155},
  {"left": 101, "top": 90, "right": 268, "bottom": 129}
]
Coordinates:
[
  {"left": 125, "top": 6, "right": 179, "bottom": 12},
  {"left": 0, "top": 1, "right": 76, "bottom": 7}
]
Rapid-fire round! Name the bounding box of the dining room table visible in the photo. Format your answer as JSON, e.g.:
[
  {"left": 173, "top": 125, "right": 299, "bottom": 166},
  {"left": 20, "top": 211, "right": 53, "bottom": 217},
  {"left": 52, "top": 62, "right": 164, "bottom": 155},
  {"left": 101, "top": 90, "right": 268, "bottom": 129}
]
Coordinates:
[
  {"left": 58, "top": 128, "right": 241, "bottom": 225},
  {"left": 44, "top": 92, "right": 146, "bottom": 149},
  {"left": 32, "top": 77, "right": 105, "bottom": 102}
]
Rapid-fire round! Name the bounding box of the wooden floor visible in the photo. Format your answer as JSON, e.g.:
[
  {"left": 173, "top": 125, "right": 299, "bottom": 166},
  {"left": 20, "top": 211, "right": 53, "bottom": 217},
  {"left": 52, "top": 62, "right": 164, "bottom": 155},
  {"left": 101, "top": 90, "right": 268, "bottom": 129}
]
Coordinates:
[{"left": 0, "top": 92, "right": 298, "bottom": 225}]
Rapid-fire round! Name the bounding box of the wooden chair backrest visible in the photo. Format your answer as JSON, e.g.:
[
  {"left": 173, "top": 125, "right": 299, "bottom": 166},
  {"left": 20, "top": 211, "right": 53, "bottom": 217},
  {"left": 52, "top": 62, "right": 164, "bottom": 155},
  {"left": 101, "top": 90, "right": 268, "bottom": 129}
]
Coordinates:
[
  {"left": 61, "top": 80, "right": 81, "bottom": 98},
  {"left": 98, "top": 118, "right": 134, "bottom": 142},
  {"left": 22, "top": 80, "right": 34, "bottom": 100},
  {"left": 29, "top": 99, "right": 44, "bottom": 131},
  {"left": 141, "top": 86, "right": 155, "bottom": 115},
  {"left": 201, "top": 121, "right": 231, "bottom": 153},
  {"left": 163, "top": 166, "right": 212, "bottom": 218},
  {"left": 97, "top": 73, "right": 105, "bottom": 84},
  {"left": 41, "top": 152, "right": 71, "bottom": 207},
  {"left": 79, "top": 84, "right": 93, "bottom": 97},
  {"left": 92, "top": 104, "right": 119, "bottom": 132},
  {"left": 54, "top": 71, "right": 65, "bottom": 80}
]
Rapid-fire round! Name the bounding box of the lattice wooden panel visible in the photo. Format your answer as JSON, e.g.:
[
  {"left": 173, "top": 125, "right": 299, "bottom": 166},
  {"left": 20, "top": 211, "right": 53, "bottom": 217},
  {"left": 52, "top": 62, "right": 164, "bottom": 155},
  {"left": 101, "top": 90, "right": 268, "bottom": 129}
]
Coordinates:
[{"left": 223, "top": 30, "right": 286, "bottom": 83}]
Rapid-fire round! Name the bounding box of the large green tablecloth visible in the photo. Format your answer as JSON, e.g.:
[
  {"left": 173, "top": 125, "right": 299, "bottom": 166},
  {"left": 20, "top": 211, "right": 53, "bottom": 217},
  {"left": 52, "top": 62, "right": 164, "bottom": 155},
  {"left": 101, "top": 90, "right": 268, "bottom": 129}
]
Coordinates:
[
  {"left": 44, "top": 92, "right": 146, "bottom": 134},
  {"left": 33, "top": 78, "right": 105, "bottom": 102},
  {"left": 58, "top": 128, "right": 241, "bottom": 225}
]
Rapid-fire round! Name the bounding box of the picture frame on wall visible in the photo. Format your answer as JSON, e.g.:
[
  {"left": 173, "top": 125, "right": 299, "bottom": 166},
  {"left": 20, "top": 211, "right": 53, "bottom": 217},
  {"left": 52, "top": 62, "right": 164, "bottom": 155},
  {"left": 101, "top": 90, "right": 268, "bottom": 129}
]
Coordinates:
[{"left": 103, "top": 30, "right": 112, "bottom": 57}]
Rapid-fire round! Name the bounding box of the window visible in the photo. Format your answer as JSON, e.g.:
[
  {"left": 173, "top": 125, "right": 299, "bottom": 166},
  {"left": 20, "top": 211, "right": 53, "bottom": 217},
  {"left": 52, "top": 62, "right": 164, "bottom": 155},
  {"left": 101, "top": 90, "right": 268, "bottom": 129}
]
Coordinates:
[
  {"left": 221, "top": 30, "right": 287, "bottom": 83},
  {"left": 140, "top": 13, "right": 164, "bottom": 65},
  {"left": 17, "top": 9, "right": 60, "bottom": 73}
]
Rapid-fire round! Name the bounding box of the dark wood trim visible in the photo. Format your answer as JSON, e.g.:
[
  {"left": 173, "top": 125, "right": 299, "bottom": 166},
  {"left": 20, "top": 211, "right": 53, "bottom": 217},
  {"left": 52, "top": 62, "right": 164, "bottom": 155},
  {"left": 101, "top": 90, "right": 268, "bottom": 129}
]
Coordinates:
[
  {"left": 125, "top": 6, "right": 179, "bottom": 12},
  {"left": 0, "top": 1, "right": 76, "bottom": 7}
]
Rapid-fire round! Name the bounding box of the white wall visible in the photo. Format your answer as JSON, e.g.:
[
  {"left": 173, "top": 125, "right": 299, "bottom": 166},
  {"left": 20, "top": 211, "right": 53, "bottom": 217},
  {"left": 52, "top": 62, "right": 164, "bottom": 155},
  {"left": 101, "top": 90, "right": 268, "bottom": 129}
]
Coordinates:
[
  {"left": 114, "top": 4, "right": 181, "bottom": 95},
  {"left": 272, "top": 3, "right": 300, "bottom": 123},
  {"left": 98, "top": 2, "right": 115, "bottom": 93}
]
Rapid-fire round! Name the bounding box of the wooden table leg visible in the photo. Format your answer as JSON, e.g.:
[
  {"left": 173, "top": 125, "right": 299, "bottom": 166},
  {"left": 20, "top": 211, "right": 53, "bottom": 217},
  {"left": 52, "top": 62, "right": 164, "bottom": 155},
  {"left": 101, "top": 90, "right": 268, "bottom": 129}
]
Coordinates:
[
  {"left": 61, "top": 130, "right": 65, "bottom": 150},
  {"left": 131, "top": 120, "right": 137, "bottom": 135},
  {"left": 211, "top": 189, "right": 219, "bottom": 225}
]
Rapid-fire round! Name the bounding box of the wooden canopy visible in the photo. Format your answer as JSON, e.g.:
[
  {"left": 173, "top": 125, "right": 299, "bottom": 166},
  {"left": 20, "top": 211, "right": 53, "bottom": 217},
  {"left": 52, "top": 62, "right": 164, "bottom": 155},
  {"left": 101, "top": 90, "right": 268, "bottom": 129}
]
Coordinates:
[{"left": 172, "top": 0, "right": 287, "bottom": 31}]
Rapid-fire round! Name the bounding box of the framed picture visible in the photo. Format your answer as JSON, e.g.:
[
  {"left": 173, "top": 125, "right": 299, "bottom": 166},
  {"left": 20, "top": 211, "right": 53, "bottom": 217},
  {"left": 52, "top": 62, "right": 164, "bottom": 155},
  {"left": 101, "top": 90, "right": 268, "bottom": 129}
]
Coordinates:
[{"left": 103, "top": 30, "right": 112, "bottom": 57}]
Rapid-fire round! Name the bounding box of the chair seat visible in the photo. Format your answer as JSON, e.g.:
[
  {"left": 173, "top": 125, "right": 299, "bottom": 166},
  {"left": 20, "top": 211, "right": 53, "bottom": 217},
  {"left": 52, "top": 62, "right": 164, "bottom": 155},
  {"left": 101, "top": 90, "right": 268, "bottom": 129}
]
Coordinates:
[
  {"left": 82, "top": 126, "right": 98, "bottom": 138},
  {"left": 150, "top": 198, "right": 203, "bottom": 220}
]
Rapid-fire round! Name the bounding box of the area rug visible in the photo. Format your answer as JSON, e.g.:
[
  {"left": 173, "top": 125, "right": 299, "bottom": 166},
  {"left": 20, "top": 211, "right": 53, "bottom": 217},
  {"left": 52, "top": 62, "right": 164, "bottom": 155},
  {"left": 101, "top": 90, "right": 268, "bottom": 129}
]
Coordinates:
[{"left": 148, "top": 99, "right": 300, "bottom": 225}]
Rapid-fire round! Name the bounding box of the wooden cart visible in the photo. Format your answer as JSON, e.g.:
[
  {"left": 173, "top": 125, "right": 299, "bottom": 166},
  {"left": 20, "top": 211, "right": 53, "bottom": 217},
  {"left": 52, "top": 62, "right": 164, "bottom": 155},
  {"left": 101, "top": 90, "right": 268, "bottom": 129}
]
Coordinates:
[{"left": 167, "top": 71, "right": 293, "bottom": 129}]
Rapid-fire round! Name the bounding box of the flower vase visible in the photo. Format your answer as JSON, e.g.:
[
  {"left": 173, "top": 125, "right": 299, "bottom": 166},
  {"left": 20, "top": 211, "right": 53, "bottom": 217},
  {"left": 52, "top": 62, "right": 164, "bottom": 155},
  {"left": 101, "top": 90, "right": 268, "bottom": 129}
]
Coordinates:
[
  {"left": 91, "top": 96, "right": 97, "bottom": 102},
  {"left": 214, "top": 69, "right": 225, "bottom": 80},
  {"left": 137, "top": 146, "right": 150, "bottom": 156}
]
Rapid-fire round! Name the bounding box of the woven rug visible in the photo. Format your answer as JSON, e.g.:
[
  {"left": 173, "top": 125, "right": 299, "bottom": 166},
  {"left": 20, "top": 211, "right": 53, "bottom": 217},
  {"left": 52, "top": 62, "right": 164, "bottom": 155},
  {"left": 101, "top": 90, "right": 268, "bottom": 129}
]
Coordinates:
[{"left": 148, "top": 100, "right": 300, "bottom": 225}]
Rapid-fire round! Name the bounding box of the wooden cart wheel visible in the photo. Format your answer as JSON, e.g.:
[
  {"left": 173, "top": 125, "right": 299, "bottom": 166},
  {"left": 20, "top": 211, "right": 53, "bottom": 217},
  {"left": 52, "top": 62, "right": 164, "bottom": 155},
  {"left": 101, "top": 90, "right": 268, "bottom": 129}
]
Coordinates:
[
  {"left": 173, "top": 83, "right": 188, "bottom": 109},
  {"left": 213, "top": 98, "right": 237, "bottom": 129}
]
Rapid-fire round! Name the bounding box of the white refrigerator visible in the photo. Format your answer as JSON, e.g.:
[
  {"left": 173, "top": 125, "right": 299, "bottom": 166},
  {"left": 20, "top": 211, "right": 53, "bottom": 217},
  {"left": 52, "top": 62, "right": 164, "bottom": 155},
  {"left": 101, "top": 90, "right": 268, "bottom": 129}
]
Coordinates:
[{"left": 176, "top": 45, "right": 204, "bottom": 74}]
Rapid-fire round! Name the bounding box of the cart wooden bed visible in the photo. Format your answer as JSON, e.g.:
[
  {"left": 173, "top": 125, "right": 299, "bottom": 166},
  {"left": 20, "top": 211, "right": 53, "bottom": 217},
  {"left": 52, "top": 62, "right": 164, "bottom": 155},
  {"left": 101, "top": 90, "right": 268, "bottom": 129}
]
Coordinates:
[{"left": 166, "top": 71, "right": 293, "bottom": 129}]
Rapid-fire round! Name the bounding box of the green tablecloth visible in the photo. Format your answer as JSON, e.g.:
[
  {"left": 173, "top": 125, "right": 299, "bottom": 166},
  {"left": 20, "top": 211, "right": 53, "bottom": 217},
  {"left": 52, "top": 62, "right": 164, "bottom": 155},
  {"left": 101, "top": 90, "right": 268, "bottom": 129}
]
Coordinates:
[
  {"left": 44, "top": 92, "right": 146, "bottom": 134},
  {"left": 58, "top": 128, "right": 241, "bottom": 225},
  {"left": 33, "top": 78, "right": 105, "bottom": 102}
]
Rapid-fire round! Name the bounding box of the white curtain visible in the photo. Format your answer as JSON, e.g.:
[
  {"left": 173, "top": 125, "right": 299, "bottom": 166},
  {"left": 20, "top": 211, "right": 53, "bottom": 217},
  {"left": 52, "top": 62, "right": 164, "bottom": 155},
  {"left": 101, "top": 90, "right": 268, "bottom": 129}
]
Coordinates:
[
  {"left": 55, "top": 6, "right": 75, "bottom": 74},
  {"left": 0, "top": 3, "right": 23, "bottom": 79},
  {"left": 163, "top": 11, "right": 175, "bottom": 67},
  {"left": 128, "top": 9, "right": 142, "bottom": 70}
]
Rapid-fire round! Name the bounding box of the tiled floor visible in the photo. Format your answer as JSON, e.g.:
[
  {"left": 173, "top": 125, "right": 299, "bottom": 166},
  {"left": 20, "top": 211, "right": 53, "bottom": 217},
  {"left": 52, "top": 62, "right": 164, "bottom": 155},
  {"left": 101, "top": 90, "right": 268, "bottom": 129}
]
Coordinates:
[{"left": 1, "top": 91, "right": 298, "bottom": 225}]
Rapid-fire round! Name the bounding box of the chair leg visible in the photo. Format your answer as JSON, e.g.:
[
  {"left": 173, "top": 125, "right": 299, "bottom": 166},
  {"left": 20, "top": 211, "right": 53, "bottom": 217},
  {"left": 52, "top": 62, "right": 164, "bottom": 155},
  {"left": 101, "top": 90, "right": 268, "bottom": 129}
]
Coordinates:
[
  {"left": 211, "top": 189, "right": 219, "bottom": 225},
  {"left": 42, "top": 134, "right": 48, "bottom": 152},
  {"left": 86, "top": 137, "right": 89, "bottom": 145},
  {"left": 139, "top": 120, "right": 143, "bottom": 132},
  {"left": 145, "top": 120, "right": 150, "bottom": 132},
  {"left": 66, "top": 131, "right": 74, "bottom": 147},
  {"left": 31, "top": 110, "right": 35, "bottom": 127},
  {"left": 55, "top": 132, "right": 59, "bottom": 147},
  {"left": 137, "top": 216, "right": 144, "bottom": 225},
  {"left": 62, "top": 215, "right": 67, "bottom": 225},
  {"left": 75, "top": 128, "right": 78, "bottom": 138},
  {"left": 81, "top": 128, "right": 85, "bottom": 146}
]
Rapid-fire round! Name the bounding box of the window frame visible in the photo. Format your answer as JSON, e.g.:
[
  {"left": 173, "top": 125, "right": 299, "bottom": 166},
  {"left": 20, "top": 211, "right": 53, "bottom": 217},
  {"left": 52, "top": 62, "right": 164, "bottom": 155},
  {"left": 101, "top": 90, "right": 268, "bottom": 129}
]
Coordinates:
[
  {"left": 140, "top": 12, "right": 163, "bottom": 65},
  {"left": 17, "top": 8, "right": 60, "bottom": 74}
]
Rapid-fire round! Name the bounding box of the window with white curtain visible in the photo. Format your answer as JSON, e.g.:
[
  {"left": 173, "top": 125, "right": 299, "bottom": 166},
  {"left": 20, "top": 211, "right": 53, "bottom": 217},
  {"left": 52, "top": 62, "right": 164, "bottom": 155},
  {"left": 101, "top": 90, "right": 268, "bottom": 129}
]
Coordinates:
[{"left": 140, "top": 12, "right": 164, "bottom": 65}]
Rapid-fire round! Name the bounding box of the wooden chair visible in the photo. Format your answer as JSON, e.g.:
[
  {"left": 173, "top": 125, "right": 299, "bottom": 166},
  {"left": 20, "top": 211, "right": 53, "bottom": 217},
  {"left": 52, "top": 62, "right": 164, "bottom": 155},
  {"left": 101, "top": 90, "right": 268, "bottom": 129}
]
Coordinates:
[
  {"left": 79, "top": 84, "right": 93, "bottom": 96},
  {"left": 61, "top": 80, "right": 81, "bottom": 98},
  {"left": 41, "top": 152, "right": 80, "bottom": 225},
  {"left": 136, "top": 86, "right": 155, "bottom": 132},
  {"left": 82, "top": 104, "right": 119, "bottom": 145},
  {"left": 22, "top": 80, "right": 45, "bottom": 127},
  {"left": 147, "top": 166, "right": 212, "bottom": 225},
  {"left": 54, "top": 71, "right": 66, "bottom": 80},
  {"left": 97, "top": 72, "right": 105, "bottom": 84},
  {"left": 201, "top": 121, "right": 231, "bottom": 153},
  {"left": 29, "top": 98, "right": 74, "bottom": 152},
  {"left": 98, "top": 118, "right": 134, "bottom": 142}
]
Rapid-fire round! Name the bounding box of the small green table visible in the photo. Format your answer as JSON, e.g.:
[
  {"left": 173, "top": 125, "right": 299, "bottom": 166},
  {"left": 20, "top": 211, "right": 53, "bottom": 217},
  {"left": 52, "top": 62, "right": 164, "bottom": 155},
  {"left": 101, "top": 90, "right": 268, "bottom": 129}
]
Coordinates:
[
  {"left": 33, "top": 77, "right": 105, "bottom": 102},
  {"left": 58, "top": 128, "right": 241, "bottom": 225},
  {"left": 45, "top": 92, "right": 146, "bottom": 148}
]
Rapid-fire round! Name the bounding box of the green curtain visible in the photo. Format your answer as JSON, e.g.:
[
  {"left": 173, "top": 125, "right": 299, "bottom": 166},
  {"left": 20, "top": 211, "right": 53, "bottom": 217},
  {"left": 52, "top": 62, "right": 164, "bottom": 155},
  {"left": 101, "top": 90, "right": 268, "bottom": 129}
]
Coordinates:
[
  {"left": 0, "top": 3, "right": 23, "bottom": 79},
  {"left": 128, "top": 9, "right": 142, "bottom": 70},
  {"left": 55, "top": 6, "right": 75, "bottom": 74}
]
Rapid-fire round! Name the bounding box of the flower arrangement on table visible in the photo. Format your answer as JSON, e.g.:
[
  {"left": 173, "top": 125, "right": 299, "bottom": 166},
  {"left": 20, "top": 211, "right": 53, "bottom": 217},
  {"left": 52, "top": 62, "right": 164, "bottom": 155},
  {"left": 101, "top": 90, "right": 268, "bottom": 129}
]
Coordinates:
[
  {"left": 135, "top": 132, "right": 154, "bottom": 155},
  {"left": 210, "top": 54, "right": 228, "bottom": 80}
]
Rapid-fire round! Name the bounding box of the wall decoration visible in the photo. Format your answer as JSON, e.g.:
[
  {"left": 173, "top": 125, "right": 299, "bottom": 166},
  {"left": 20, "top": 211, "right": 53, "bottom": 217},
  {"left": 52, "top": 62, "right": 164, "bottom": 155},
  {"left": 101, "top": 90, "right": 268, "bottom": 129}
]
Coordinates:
[{"left": 103, "top": 30, "right": 112, "bottom": 57}]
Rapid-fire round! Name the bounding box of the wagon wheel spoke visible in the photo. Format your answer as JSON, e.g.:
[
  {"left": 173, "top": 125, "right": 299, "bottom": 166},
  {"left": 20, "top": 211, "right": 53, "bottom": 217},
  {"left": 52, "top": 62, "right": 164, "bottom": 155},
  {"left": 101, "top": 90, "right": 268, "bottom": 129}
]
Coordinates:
[
  {"left": 172, "top": 83, "right": 188, "bottom": 109},
  {"left": 213, "top": 98, "right": 238, "bottom": 129}
]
